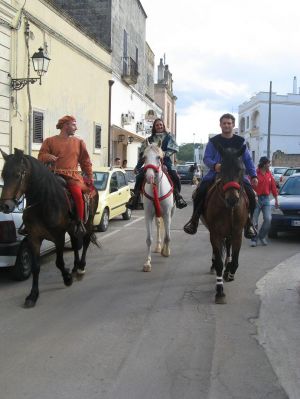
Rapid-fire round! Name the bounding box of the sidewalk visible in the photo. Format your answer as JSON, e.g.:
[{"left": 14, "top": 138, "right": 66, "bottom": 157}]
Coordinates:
[{"left": 256, "top": 253, "right": 300, "bottom": 399}]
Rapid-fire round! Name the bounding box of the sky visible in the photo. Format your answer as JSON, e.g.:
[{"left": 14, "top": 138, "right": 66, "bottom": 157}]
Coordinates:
[{"left": 141, "top": 0, "right": 300, "bottom": 144}]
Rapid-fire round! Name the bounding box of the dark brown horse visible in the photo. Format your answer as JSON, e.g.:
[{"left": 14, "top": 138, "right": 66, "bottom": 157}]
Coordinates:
[
  {"left": 0, "top": 148, "right": 99, "bottom": 308},
  {"left": 203, "top": 145, "right": 248, "bottom": 304}
]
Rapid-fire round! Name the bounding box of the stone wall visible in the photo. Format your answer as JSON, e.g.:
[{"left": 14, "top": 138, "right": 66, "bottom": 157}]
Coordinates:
[{"left": 272, "top": 150, "right": 300, "bottom": 167}]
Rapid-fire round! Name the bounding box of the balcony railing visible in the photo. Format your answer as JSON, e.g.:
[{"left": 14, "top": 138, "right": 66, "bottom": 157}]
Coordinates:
[{"left": 121, "top": 57, "right": 139, "bottom": 85}]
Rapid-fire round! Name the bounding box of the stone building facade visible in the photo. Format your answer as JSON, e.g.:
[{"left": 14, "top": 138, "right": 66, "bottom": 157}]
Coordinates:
[{"left": 49, "top": 0, "right": 162, "bottom": 167}]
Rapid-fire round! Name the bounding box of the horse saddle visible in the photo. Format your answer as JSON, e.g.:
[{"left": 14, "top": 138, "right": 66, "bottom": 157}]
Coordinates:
[{"left": 55, "top": 175, "right": 91, "bottom": 223}]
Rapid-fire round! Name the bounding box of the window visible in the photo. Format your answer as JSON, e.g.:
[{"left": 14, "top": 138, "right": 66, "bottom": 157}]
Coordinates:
[
  {"left": 123, "top": 30, "right": 128, "bottom": 57},
  {"left": 110, "top": 172, "right": 118, "bottom": 192},
  {"left": 33, "top": 111, "right": 44, "bottom": 143},
  {"left": 117, "top": 171, "right": 126, "bottom": 188},
  {"left": 95, "top": 124, "right": 101, "bottom": 149},
  {"left": 135, "top": 46, "right": 139, "bottom": 71},
  {"left": 246, "top": 116, "right": 249, "bottom": 129}
]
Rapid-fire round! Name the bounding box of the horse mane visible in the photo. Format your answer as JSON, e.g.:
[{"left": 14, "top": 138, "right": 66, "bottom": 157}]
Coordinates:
[{"left": 144, "top": 143, "right": 164, "bottom": 159}]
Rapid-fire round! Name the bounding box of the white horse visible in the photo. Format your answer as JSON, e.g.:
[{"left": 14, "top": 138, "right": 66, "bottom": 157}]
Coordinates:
[{"left": 142, "top": 143, "right": 175, "bottom": 272}]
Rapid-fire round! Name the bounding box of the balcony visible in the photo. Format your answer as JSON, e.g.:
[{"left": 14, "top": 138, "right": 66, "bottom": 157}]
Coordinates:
[{"left": 121, "top": 57, "right": 139, "bottom": 85}]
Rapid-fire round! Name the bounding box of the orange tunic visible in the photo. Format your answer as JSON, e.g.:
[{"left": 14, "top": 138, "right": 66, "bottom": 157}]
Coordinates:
[{"left": 38, "top": 135, "right": 93, "bottom": 186}]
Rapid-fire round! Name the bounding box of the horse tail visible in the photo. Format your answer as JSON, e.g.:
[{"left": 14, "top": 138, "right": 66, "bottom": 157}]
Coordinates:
[{"left": 90, "top": 232, "right": 101, "bottom": 248}]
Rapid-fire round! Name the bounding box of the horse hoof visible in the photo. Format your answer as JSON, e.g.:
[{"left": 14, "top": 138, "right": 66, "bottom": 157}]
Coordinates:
[
  {"left": 24, "top": 299, "right": 36, "bottom": 308},
  {"left": 63, "top": 274, "right": 73, "bottom": 287},
  {"left": 77, "top": 268, "right": 86, "bottom": 275},
  {"left": 215, "top": 294, "right": 227, "bottom": 304},
  {"left": 154, "top": 245, "right": 161, "bottom": 253},
  {"left": 223, "top": 272, "right": 235, "bottom": 282},
  {"left": 161, "top": 247, "right": 170, "bottom": 257},
  {"left": 143, "top": 264, "right": 152, "bottom": 272}
]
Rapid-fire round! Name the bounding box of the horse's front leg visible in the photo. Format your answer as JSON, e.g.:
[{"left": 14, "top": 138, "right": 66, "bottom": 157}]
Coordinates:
[
  {"left": 224, "top": 233, "right": 242, "bottom": 282},
  {"left": 144, "top": 211, "right": 153, "bottom": 272},
  {"left": 210, "top": 237, "right": 226, "bottom": 304},
  {"left": 161, "top": 210, "right": 171, "bottom": 257},
  {"left": 24, "top": 237, "right": 42, "bottom": 308},
  {"left": 154, "top": 217, "right": 162, "bottom": 253},
  {"left": 55, "top": 235, "right": 73, "bottom": 287}
]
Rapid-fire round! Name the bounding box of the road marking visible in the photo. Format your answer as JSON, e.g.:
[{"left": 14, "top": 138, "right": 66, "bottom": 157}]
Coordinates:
[
  {"left": 124, "top": 216, "right": 144, "bottom": 227},
  {"left": 101, "top": 230, "right": 121, "bottom": 240}
]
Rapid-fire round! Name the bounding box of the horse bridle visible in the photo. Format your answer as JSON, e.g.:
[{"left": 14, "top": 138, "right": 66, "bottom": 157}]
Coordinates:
[
  {"left": 222, "top": 181, "right": 241, "bottom": 192},
  {"left": 1, "top": 161, "right": 28, "bottom": 206}
]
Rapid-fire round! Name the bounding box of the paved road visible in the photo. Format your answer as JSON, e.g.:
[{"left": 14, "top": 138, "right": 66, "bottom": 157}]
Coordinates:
[{"left": 0, "top": 185, "right": 299, "bottom": 399}]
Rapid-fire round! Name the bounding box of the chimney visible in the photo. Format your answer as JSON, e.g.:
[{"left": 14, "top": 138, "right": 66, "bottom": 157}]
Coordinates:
[
  {"left": 157, "top": 58, "right": 164, "bottom": 83},
  {"left": 293, "top": 76, "right": 297, "bottom": 94}
]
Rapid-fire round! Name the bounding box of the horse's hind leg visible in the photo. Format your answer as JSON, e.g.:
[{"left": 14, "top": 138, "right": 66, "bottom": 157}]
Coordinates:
[
  {"left": 77, "top": 234, "right": 92, "bottom": 276},
  {"left": 224, "top": 235, "right": 242, "bottom": 282},
  {"left": 55, "top": 238, "right": 73, "bottom": 287},
  {"left": 154, "top": 217, "right": 162, "bottom": 253}
]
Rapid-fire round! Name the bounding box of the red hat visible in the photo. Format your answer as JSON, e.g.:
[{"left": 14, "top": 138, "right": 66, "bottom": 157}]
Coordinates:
[{"left": 56, "top": 115, "right": 76, "bottom": 129}]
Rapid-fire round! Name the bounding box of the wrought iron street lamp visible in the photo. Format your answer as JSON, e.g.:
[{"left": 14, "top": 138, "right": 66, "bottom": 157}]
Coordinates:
[
  {"left": 128, "top": 136, "right": 134, "bottom": 144},
  {"left": 10, "top": 47, "right": 51, "bottom": 91}
]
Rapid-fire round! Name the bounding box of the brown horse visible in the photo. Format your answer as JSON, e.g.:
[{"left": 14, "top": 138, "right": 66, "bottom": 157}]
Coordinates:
[
  {"left": 202, "top": 145, "right": 248, "bottom": 304},
  {"left": 0, "top": 148, "right": 99, "bottom": 308}
]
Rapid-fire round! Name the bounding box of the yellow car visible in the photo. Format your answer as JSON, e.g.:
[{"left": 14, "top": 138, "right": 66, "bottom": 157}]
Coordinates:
[{"left": 93, "top": 167, "right": 132, "bottom": 231}]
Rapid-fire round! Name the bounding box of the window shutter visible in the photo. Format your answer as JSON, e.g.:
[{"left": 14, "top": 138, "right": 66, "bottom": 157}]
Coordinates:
[
  {"left": 95, "top": 125, "right": 101, "bottom": 149},
  {"left": 33, "top": 111, "right": 44, "bottom": 143}
]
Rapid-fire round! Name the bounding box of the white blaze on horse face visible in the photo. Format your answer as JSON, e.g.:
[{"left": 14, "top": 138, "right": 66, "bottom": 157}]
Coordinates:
[{"left": 146, "top": 168, "right": 155, "bottom": 184}]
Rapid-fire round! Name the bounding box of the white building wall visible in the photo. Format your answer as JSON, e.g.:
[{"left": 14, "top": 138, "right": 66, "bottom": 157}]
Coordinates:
[
  {"left": 0, "top": 0, "right": 17, "bottom": 169},
  {"left": 239, "top": 90, "right": 300, "bottom": 163},
  {"left": 111, "top": 74, "right": 162, "bottom": 167}
]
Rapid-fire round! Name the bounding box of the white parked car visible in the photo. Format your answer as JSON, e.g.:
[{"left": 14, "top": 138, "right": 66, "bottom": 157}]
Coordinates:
[{"left": 0, "top": 181, "right": 70, "bottom": 281}]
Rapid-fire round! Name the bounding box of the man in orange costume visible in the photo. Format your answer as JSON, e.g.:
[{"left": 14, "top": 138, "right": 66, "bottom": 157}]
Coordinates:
[{"left": 38, "top": 115, "right": 93, "bottom": 235}]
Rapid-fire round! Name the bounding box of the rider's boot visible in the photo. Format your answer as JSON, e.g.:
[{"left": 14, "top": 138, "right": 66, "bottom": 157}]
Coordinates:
[
  {"left": 126, "top": 190, "right": 140, "bottom": 210},
  {"left": 18, "top": 223, "right": 28, "bottom": 236},
  {"left": 174, "top": 190, "right": 187, "bottom": 209},
  {"left": 183, "top": 204, "right": 201, "bottom": 234}
]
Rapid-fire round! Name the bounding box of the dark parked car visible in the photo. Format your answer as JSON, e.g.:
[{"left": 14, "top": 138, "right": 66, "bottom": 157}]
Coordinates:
[
  {"left": 176, "top": 164, "right": 194, "bottom": 184},
  {"left": 269, "top": 173, "right": 300, "bottom": 238}
]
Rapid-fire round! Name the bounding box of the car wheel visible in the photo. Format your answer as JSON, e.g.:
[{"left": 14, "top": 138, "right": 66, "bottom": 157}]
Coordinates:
[
  {"left": 97, "top": 208, "right": 109, "bottom": 232},
  {"left": 268, "top": 229, "right": 278, "bottom": 239},
  {"left": 122, "top": 207, "right": 132, "bottom": 220},
  {"left": 12, "top": 241, "right": 32, "bottom": 281}
]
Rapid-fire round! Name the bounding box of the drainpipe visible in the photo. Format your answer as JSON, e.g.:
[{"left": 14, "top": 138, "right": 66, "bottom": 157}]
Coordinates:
[{"left": 108, "top": 79, "right": 114, "bottom": 166}]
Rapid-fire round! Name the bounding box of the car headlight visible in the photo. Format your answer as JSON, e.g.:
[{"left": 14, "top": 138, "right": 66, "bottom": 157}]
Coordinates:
[{"left": 271, "top": 206, "right": 284, "bottom": 215}]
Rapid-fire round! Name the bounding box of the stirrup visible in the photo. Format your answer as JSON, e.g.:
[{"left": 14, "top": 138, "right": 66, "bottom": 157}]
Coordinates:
[
  {"left": 244, "top": 224, "right": 257, "bottom": 239},
  {"left": 175, "top": 195, "right": 187, "bottom": 209}
]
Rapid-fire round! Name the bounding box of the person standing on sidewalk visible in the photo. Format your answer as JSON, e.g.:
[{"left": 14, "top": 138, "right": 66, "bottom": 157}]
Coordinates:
[{"left": 250, "top": 156, "right": 279, "bottom": 247}]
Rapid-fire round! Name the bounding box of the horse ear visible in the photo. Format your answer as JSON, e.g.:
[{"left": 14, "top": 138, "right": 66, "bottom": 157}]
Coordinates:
[
  {"left": 14, "top": 148, "right": 24, "bottom": 160},
  {"left": 0, "top": 148, "right": 9, "bottom": 160},
  {"left": 236, "top": 145, "right": 246, "bottom": 158}
]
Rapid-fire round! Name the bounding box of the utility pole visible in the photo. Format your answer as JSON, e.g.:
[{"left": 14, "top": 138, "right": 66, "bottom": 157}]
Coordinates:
[
  {"left": 267, "top": 81, "right": 272, "bottom": 159},
  {"left": 108, "top": 79, "right": 114, "bottom": 166}
]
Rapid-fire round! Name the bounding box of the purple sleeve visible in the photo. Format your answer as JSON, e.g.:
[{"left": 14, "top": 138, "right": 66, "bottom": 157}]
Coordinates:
[
  {"left": 242, "top": 147, "right": 257, "bottom": 178},
  {"left": 203, "top": 141, "right": 221, "bottom": 170}
]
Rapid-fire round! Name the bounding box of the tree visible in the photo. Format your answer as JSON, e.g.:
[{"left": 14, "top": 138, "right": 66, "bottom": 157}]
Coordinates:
[{"left": 177, "top": 143, "right": 203, "bottom": 163}]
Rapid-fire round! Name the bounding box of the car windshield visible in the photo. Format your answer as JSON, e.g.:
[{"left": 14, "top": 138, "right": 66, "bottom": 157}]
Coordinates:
[
  {"left": 93, "top": 172, "right": 109, "bottom": 191},
  {"left": 280, "top": 176, "right": 300, "bottom": 195},
  {"left": 177, "top": 165, "right": 189, "bottom": 172},
  {"left": 273, "top": 167, "right": 287, "bottom": 174}
]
